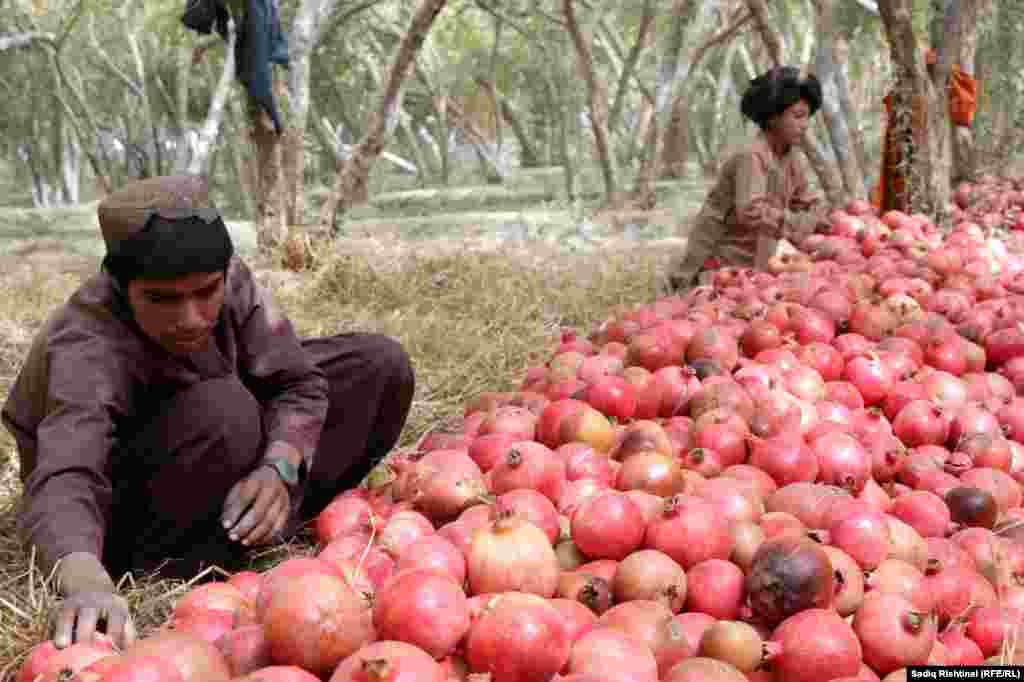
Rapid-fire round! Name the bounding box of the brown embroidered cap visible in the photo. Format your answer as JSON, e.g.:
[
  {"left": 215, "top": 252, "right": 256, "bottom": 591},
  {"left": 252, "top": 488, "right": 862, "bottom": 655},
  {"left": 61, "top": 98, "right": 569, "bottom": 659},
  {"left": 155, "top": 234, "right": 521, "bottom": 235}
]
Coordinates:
[
  {"left": 97, "top": 175, "right": 213, "bottom": 252},
  {"left": 97, "top": 174, "right": 233, "bottom": 285}
]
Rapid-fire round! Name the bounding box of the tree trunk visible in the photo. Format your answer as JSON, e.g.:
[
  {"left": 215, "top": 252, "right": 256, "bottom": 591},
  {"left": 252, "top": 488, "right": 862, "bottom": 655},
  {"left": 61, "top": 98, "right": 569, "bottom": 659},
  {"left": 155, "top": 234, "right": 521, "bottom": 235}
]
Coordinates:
[
  {"left": 23, "top": 142, "right": 51, "bottom": 209},
  {"left": 486, "top": 15, "right": 504, "bottom": 153},
  {"left": 52, "top": 101, "right": 68, "bottom": 205},
  {"left": 629, "top": 0, "right": 694, "bottom": 172},
  {"left": 947, "top": 0, "right": 983, "bottom": 184},
  {"left": 318, "top": 0, "right": 450, "bottom": 232},
  {"left": 687, "top": 106, "right": 713, "bottom": 176},
  {"left": 224, "top": 94, "right": 256, "bottom": 218},
  {"left": 627, "top": 101, "right": 658, "bottom": 207},
  {"left": 171, "top": 45, "right": 193, "bottom": 173},
  {"left": 608, "top": 0, "right": 656, "bottom": 133},
  {"left": 59, "top": 116, "right": 82, "bottom": 205},
  {"left": 436, "top": 100, "right": 452, "bottom": 186},
  {"left": 399, "top": 120, "right": 433, "bottom": 181},
  {"left": 471, "top": 77, "right": 508, "bottom": 183},
  {"left": 128, "top": 32, "right": 160, "bottom": 176},
  {"left": 660, "top": 90, "right": 693, "bottom": 180},
  {"left": 448, "top": 97, "right": 508, "bottom": 183},
  {"left": 414, "top": 65, "right": 451, "bottom": 184},
  {"left": 876, "top": 0, "right": 954, "bottom": 224},
  {"left": 563, "top": 0, "right": 618, "bottom": 207},
  {"left": 188, "top": 18, "right": 237, "bottom": 176},
  {"left": 708, "top": 41, "right": 740, "bottom": 153},
  {"left": 227, "top": 83, "right": 258, "bottom": 214},
  {"left": 833, "top": 36, "right": 869, "bottom": 182},
  {"left": 88, "top": 9, "right": 158, "bottom": 178},
  {"left": 48, "top": 47, "right": 113, "bottom": 195},
  {"left": 812, "top": 0, "right": 867, "bottom": 202},
  {"left": 659, "top": 8, "right": 751, "bottom": 180},
  {"left": 744, "top": 0, "right": 844, "bottom": 205},
  {"left": 284, "top": 0, "right": 340, "bottom": 227},
  {"left": 251, "top": 68, "right": 289, "bottom": 250},
  {"left": 656, "top": 0, "right": 698, "bottom": 113},
  {"left": 354, "top": 40, "right": 430, "bottom": 183},
  {"left": 629, "top": 0, "right": 693, "bottom": 199},
  {"left": 0, "top": 31, "right": 55, "bottom": 51},
  {"left": 550, "top": 74, "right": 577, "bottom": 202},
  {"left": 500, "top": 99, "right": 540, "bottom": 168},
  {"left": 930, "top": 0, "right": 951, "bottom": 47},
  {"left": 419, "top": 124, "right": 445, "bottom": 179}
]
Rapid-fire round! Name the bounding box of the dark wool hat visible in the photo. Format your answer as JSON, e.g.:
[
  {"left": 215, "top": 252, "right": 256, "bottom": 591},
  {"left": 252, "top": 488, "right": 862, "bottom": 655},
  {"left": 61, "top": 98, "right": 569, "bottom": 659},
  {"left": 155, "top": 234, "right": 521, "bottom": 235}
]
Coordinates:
[
  {"left": 97, "top": 175, "right": 234, "bottom": 284},
  {"left": 740, "top": 66, "right": 823, "bottom": 129}
]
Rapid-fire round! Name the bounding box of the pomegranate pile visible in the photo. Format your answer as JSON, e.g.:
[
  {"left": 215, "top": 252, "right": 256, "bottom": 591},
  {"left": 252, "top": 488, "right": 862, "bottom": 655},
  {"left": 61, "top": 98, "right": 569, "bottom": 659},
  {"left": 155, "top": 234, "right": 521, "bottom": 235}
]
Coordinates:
[{"left": 20, "top": 176, "right": 1024, "bottom": 682}]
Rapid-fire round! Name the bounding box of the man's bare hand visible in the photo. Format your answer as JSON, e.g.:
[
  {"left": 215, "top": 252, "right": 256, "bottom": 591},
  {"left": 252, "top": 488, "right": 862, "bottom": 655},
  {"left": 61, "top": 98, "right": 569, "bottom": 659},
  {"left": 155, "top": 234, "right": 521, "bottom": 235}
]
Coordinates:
[
  {"left": 221, "top": 466, "right": 290, "bottom": 547},
  {"left": 52, "top": 591, "right": 135, "bottom": 650},
  {"left": 52, "top": 552, "right": 135, "bottom": 650}
]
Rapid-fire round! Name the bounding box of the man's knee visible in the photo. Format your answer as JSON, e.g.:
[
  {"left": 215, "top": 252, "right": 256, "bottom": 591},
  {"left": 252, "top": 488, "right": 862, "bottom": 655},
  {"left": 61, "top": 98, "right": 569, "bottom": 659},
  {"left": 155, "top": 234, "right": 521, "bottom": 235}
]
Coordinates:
[
  {"left": 176, "top": 377, "right": 262, "bottom": 442},
  {"left": 372, "top": 335, "right": 415, "bottom": 392},
  {"left": 146, "top": 377, "right": 264, "bottom": 475},
  {"left": 325, "top": 334, "right": 414, "bottom": 395}
]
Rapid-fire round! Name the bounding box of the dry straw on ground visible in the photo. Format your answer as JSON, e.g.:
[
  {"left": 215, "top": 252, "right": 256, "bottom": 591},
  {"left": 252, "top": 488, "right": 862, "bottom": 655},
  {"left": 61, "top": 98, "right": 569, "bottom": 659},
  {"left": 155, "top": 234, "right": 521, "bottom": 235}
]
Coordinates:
[{"left": 0, "top": 236, "right": 673, "bottom": 676}]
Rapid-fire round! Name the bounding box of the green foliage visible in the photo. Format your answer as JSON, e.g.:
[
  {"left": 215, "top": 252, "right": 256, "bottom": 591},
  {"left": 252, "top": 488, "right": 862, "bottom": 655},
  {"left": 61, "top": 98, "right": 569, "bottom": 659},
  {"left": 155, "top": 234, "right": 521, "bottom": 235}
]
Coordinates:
[{"left": 1, "top": 0, "right": 1019, "bottom": 205}]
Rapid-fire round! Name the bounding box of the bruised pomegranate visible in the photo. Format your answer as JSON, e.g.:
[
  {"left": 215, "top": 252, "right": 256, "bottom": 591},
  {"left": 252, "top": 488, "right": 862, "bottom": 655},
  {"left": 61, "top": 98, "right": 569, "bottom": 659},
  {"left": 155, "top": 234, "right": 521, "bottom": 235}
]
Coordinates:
[{"left": 745, "top": 534, "right": 833, "bottom": 627}]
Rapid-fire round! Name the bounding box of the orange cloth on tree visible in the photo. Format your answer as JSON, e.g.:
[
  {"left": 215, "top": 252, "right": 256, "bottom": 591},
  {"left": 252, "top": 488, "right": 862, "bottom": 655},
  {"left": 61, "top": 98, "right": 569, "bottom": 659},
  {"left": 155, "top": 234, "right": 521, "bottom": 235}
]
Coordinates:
[
  {"left": 949, "top": 67, "right": 978, "bottom": 126},
  {"left": 873, "top": 92, "right": 927, "bottom": 213}
]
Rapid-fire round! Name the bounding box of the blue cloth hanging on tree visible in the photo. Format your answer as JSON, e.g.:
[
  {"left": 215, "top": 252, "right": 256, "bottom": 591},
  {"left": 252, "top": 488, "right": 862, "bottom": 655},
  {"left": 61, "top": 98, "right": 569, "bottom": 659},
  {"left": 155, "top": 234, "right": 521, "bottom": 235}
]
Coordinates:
[{"left": 181, "top": 0, "right": 290, "bottom": 134}]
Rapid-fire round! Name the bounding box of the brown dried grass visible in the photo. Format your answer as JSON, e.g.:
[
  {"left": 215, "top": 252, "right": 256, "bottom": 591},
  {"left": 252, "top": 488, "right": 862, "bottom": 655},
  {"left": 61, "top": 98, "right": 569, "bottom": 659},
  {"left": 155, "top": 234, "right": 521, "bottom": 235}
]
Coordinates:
[{"left": 0, "top": 235, "right": 674, "bottom": 676}]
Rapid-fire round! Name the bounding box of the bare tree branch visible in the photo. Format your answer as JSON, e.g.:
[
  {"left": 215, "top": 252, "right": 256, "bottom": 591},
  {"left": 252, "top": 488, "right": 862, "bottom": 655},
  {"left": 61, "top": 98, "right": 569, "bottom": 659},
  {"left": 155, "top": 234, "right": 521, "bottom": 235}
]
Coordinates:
[
  {"left": 318, "top": 0, "right": 450, "bottom": 230},
  {"left": 813, "top": 0, "right": 866, "bottom": 200},
  {"left": 86, "top": 16, "right": 143, "bottom": 98},
  {"left": 188, "top": 18, "right": 237, "bottom": 175},
  {"left": 745, "top": 0, "right": 785, "bottom": 65},
  {"left": 0, "top": 31, "right": 55, "bottom": 51},
  {"left": 54, "top": 0, "right": 86, "bottom": 48},
  {"left": 152, "top": 69, "right": 178, "bottom": 124},
  {"left": 283, "top": 0, "right": 343, "bottom": 224},
  {"left": 473, "top": 0, "right": 553, "bottom": 43},
  {"left": 852, "top": 0, "right": 880, "bottom": 14},
  {"left": 653, "top": 0, "right": 696, "bottom": 112},
  {"left": 320, "top": 0, "right": 391, "bottom": 42},
  {"left": 34, "top": 0, "right": 114, "bottom": 192},
  {"left": 695, "top": 10, "right": 753, "bottom": 63},
  {"left": 658, "top": 6, "right": 752, "bottom": 180},
  {"left": 564, "top": 0, "right": 618, "bottom": 205},
  {"left": 608, "top": 0, "right": 656, "bottom": 132}
]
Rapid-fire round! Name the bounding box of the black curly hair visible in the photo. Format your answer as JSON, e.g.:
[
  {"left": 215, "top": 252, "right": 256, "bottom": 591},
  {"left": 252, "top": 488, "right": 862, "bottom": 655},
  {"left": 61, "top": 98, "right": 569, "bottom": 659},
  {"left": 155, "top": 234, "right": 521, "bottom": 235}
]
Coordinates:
[{"left": 740, "top": 66, "right": 823, "bottom": 130}]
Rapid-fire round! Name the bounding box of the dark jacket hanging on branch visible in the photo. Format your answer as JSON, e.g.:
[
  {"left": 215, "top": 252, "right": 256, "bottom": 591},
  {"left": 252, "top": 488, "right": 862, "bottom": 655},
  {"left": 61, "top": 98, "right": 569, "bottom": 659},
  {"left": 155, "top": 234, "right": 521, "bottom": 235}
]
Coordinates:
[{"left": 181, "top": 0, "right": 290, "bottom": 134}]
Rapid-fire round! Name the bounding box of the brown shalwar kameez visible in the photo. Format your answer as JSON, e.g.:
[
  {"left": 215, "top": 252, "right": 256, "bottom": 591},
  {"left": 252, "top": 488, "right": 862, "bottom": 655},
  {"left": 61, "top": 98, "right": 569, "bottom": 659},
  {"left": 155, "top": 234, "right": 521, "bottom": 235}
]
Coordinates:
[
  {"left": 667, "top": 133, "right": 829, "bottom": 291},
  {"left": 2, "top": 257, "right": 414, "bottom": 579}
]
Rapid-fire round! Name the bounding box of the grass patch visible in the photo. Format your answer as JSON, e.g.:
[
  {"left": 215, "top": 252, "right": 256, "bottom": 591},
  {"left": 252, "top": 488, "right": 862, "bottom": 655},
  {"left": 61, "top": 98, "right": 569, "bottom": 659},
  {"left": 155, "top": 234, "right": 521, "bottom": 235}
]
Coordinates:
[
  {"left": 0, "top": 236, "right": 673, "bottom": 674},
  {"left": 356, "top": 178, "right": 703, "bottom": 219}
]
